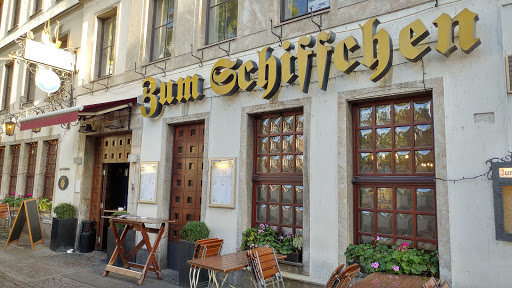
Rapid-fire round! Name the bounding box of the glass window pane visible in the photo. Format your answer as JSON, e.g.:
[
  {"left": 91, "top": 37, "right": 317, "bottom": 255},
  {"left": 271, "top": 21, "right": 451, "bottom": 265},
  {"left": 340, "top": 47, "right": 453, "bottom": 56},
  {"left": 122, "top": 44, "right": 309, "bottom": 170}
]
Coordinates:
[
  {"left": 359, "top": 107, "right": 372, "bottom": 127},
  {"left": 282, "top": 155, "right": 293, "bottom": 173},
  {"left": 396, "top": 188, "right": 413, "bottom": 210},
  {"left": 396, "top": 213, "right": 413, "bottom": 236},
  {"left": 308, "top": 0, "right": 330, "bottom": 11},
  {"left": 282, "top": 135, "right": 293, "bottom": 153},
  {"left": 359, "top": 129, "right": 373, "bottom": 150},
  {"left": 100, "top": 48, "right": 113, "bottom": 77},
  {"left": 395, "top": 126, "right": 412, "bottom": 148},
  {"left": 359, "top": 211, "right": 374, "bottom": 233},
  {"left": 395, "top": 151, "right": 412, "bottom": 173},
  {"left": 282, "top": 185, "right": 293, "bottom": 203},
  {"left": 295, "top": 155, "right": 303, "bottom": 172},
  {"left": 270, "top": 156, "right": 280, "bottom": 172},
  {"left": 376, "top": 128, "right": 391, "bottom": 149},
  {"left": 152, "top": 26, "right": 169, "bottom": 60},
  {"left": 295, "top": 134, "right": 303, "bottom": 153},
  {"left": 416, "top": 188, "right": 435, "bottom": 212},
  {"left": 269, "top": 185, "right": 279, "bottom": 202},
  {"left": 295, "top": 185, "right": 303, "bottom": 204},
  {"left": 257, "top": 204, "right": 266, "bottom": 222},
  {"left": 415, "top": 150, "right": 434, "bottom": 173},
  {"left": 208, "top": 4, "right": 223, "bottom": 44},
  {"left": 283, "top": 116, "right": 293, "bottom": 133},
  {"left": 225, "top": 0, "right": 238, "bottom": 39},
  {"left": 258, "top": 119, "right": 269, "bottom": 134},
  {"left": 257, "top": 185, "right": 267, "bottom": 201},
  {"left": 377, "top": 188, "right": 392, "bottom": 209},
  {"left": 394, "top": 102, "right": 411, "bottom": 124},
  {"left": 359, "top": 153, "right": 373, "bottom": 173},
  {"left": 377, "top": 236, "right": 393, "bottom": 246},
  {"left": 415, "top": 125, "right": 433, "bottom": 147},
  {"left": 102, "top": 18, "right": 116, "bottom": 48},
  {"left": 376, "top": 152, "right": 392, "bottom": 173},
  {"left": 417, "top": 241, "right": 436, "bottom": 251},
  {"left": 360, "top": 235, "right": 374, "bottom": 244},
  {"left": 155, "top": 0, "right": 168, "bottom": 26},
  {"left": 359, "top": 187, "right": 374, "bottom": 209},
  {"left": 282, "top": 206, "right": 292, "bottom": 225},
  {"left": 417, "top": 215, "right": 436, "bottom": 239},
  {"left": 283, "top": 0, "right": 307, "bottom": 20},
  {"left": 396, "top": 239, "right": 414, "bottom": 247},
  {"left": 295, "top": 206, "right": 303, "bottom": 226},
  {"left": 257, "top": 156, "right": 267, "bottom": 173},
  {"left": 377, "top": 212, "right": 392, "bottom": 234},
  {"left": 270, "top": 117, "right": 281, "bottom": 134},
  {"left": 296, "top": 114, "right": 304, "bottom": 132},
  {"left": 270, "top": 136, "right": 281, "bottom": 153},
  {"left": 414, "top": 100, "right": 432, "bottom": 122},
  {"left": 376, "top": 105, "right": 391, "bottom": 125},
  {"left": 269, "top": 205, "right": 279, "bottom": 223},
  {"left": 257, "top": 137, "right": 268, "bottom": 153}
]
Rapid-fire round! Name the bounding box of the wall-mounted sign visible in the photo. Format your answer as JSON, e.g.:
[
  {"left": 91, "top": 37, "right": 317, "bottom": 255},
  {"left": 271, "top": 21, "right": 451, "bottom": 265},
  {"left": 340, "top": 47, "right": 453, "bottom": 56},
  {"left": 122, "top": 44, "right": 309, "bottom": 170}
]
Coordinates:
[
  {"left": 24, "top": 39, "right": 74, "bottom": 71},
  {"left": 141, "top": 8, "right": 480, "bottom": 118},
  {"left": 138, "top": 162, "right": 158, "bottom": 204},
  {"left": 207, "top": 158, "right": 236, "bottom": 208},
  {"left": 58, "top": 176, "right": 69, "bottom": 190},
  {"left": 499, "top": 168, "right": 512, "bottom": 178}
]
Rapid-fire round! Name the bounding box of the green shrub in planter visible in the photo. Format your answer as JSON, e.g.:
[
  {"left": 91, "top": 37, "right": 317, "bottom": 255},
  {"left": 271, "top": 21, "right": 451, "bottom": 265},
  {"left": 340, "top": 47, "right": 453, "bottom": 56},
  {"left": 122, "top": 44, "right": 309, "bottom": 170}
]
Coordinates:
[
  {"left": 53, "top": 203, "right": 76, "bottom": 219},
  {"left": 181, "top": 221, "right": 210, "bottom": 242}
]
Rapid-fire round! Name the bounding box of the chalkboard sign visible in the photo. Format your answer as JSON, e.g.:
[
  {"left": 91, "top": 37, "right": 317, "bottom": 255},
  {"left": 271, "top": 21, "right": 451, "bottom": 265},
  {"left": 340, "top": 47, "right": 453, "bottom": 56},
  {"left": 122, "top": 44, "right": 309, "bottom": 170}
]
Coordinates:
[{"left": 4, "top": 199, "right": 44, "bottom": 250}]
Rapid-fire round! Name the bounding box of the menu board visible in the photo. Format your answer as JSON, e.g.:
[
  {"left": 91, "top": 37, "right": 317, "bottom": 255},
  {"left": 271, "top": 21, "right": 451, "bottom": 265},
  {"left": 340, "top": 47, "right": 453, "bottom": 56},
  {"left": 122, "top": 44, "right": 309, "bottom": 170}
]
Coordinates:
[
  {"left": 208, "top": 158, "right": 236, "bottom": 208},
  {"left": 138, "top": 162, "right": 158, "bottom": 204}
]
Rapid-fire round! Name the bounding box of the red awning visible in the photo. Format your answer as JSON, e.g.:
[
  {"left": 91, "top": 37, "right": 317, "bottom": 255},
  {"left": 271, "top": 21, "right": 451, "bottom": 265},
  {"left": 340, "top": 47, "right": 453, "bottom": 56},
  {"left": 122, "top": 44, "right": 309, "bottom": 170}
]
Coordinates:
[{"left": 19, "top": 97, "right": 137, "bottom": 131}]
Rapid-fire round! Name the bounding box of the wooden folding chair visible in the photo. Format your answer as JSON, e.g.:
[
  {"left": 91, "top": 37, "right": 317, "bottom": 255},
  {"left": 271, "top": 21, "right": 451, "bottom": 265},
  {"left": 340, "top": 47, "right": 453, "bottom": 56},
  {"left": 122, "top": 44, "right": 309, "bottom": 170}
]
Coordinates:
[
  {"left": 189, "top": 238, "right": 224, "bottom": 288},
  {"left": 422, "top": 277, "right": 441, "bottom": 288},
  {"left": 0, "top": 203, "right": 11, "bottom": 229},
  {"left": 439, "top": 281, "right": 450, "bottom": 288},
  {"left": 247, "top": 247, "right": 284, "bottom": 288},
  {"left": 337, "top": 264, "right": 360, "bottom": 288},
  {"left": 325, "top": 264, "right": 345, "bottom": 288}
]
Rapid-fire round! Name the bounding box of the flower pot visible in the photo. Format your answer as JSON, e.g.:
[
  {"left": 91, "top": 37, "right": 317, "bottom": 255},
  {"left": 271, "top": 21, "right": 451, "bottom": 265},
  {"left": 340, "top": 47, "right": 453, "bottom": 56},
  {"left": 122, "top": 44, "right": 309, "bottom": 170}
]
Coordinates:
[
  {"left": 50, "top": 217, "right": 77, "bottom": 252},
  {"left": 285, "top": 252, "right": 302, "bottom": 263}
]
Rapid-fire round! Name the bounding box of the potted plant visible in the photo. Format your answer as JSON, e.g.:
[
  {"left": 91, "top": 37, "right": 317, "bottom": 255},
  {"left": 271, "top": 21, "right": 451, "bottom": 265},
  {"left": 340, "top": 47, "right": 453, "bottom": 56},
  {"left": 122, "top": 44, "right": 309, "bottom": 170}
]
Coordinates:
[
  {"left": 50, "top": 202, "right": 77, "bottom": 252},
  {"left": 176, "top": 221, "right": 210, "bottom": 285},
  {"left": 37, "top": 197, "right": 52, "bottom": 213},
  {"left": 106, "top": 211, "right": 136, "bottom": 267},
  {"left": 285, "top": 235, "right": 303, "bottom": 263}
]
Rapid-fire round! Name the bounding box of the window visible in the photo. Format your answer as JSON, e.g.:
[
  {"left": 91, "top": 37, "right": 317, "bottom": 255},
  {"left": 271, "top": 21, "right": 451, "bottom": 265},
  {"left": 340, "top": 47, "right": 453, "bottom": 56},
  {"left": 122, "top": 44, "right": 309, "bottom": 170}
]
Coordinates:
[
  {"left": 59, "top": 34, "right": 68, "bottom": 49},
  {"left": 9, "top": 144, "right": 20, "bottom": 196},
  {"left": 11, "top": 0, "right": 20, "bottom": 28},
  {"left": 206, "top": 0, "right": 237, "bottom": 44},
  {"left": 25, "top": 66, "right": 36, "bottom": 102},
  {"left": 0, "top": 147, "right": 5, "bottom": 191},
  {"left": 98, "top": 15, "right": 116, "bottom": 78},
  {"left": 152, "top": 0, "right": 174, "bottom": 61},
  {"left": 32, "top": 0, "right": 42, "bottom": 15},
  {"left": 43, "top": 140, "right": 58, "bottom": 199},
  {"left": 281, "top": 0, "right": 329, "bottom": 21},
  {"left": 353, "top": 96, "right": 437, "bottom": 251},
  {"left": 2, "top": 63, "right": 13, "bottom": 110},
  {"left": 25, "top": 143, "right": 37, "bottom": 197},
  {"left": 253, "top": 111, "right": 304, "bottom": 236}
]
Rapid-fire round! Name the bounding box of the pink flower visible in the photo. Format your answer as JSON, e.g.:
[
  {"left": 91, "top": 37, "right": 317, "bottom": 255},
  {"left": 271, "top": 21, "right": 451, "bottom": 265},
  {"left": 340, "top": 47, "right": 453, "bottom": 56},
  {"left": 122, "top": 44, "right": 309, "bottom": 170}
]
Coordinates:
[
  {"left": 265, "top": 245, "right": 269, "bottom": 248},
  {"left": 397, "top": 247, "right": 401, "bottom": 251},
  {"left": 258, "top": 229, "right": 264, "bottom": 234},
  {"left": 402, "top": 243, "right": 409, "bottom": 247},
  {"left": 371, "top": 262, "right": 379, "bottom": 269},
  {"left": 279, "top": 236, "right": 284, "bottom": 240},
  {"left": 376, "top": 236, "right": 380, "bottom": 241},
  {"left": 392, "top": 265, "right": 400, "bottom": 272},
  {"left": 28, "top": 193, "right": 32, "bottom": 197},
  {"left": 21, "top": 196, "right": 24, "bottom": 198},
  {"left": 11, "top": 193, "right": 15, "bottom": 195}
]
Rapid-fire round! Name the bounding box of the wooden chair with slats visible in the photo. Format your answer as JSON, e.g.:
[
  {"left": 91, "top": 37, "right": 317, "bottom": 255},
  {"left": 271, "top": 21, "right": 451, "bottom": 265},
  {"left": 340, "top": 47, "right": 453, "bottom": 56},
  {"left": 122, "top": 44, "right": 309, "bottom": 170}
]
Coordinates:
[
  {"left": 439, "top": 281, "right": 451, "bottom": 288},
  {"left": 337, "top": 264, "right": 360, "bottom": 288},
  {"left": 422, "top": 277, "right": 441, "bottom": 288},
  {"left": 325, "top": 264, "right": 345, "bottom": 288},
  {"left": 189, "top": 238, "right": 224, "bottom": 288},
  {"left": 247, "top": 247, "right": 285, "bottom": 288},
  {"left": 0, "top": 203, "right": 11, "bottom": 230}
]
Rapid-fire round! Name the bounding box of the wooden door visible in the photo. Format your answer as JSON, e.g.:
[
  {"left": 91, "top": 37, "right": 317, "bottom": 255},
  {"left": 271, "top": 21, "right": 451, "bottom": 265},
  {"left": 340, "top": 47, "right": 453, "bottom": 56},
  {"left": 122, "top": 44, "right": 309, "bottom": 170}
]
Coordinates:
[{"left": 169, "top": 123, "right": 205, "bottom": 242}]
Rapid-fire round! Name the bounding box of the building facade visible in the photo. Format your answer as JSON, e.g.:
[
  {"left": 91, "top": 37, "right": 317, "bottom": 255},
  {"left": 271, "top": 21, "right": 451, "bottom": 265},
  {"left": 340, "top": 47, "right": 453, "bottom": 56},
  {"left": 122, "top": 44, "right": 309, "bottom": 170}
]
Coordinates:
[{"left": 0, "top": 0, "right": 512, "bottom": 287}]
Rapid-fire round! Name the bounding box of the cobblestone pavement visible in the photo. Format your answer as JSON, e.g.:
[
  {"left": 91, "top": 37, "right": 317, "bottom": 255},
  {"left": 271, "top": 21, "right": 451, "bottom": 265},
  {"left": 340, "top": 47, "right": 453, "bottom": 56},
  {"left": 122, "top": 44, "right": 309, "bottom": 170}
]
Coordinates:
[{"left": 0, "top": 227, "right": 182, "bottom": 288}]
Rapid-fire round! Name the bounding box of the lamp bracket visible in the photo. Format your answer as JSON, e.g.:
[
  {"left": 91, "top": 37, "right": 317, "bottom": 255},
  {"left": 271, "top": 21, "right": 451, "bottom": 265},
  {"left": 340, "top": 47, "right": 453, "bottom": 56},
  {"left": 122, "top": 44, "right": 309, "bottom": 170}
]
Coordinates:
[
  {"left": 270, "top": 19, "right": 283, "bottom": 47},
  {"left": 190, "top": 44, "right": 203, "bottom": 67}
]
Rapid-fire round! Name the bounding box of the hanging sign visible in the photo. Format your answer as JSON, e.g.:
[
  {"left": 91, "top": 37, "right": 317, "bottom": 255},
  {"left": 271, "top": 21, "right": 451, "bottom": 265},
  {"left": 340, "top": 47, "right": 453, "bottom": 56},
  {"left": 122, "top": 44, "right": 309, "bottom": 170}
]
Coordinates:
[{"left": 499, "top": 168, "right": 512, "bottom": 178}]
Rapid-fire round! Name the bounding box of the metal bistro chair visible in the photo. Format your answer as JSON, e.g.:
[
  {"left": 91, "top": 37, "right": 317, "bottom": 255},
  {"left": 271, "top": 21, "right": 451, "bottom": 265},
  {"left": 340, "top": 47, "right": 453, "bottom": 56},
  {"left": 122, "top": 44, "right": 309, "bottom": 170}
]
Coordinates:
[
  {"left": 336, "top": 264, "right": 360, "bottom": 288},
  {"left": 0, "top": 203, "right": 11, "bottom": 229},
  {"left": 189, "top": 238, "right": 224, "bottom": 288},
  {"left": 247, "top": 247, "right": 285, "bottom": 288}
]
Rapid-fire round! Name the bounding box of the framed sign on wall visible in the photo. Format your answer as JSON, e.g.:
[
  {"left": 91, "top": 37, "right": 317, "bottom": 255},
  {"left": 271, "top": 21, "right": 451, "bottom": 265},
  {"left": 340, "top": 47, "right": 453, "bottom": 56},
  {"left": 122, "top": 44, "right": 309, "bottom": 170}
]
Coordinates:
[
  {"left": 207, "top": 158, "right": 236, "bottom": 208},
  {"left": 138, "top": 162, "right": 158, "bottom": 204}
]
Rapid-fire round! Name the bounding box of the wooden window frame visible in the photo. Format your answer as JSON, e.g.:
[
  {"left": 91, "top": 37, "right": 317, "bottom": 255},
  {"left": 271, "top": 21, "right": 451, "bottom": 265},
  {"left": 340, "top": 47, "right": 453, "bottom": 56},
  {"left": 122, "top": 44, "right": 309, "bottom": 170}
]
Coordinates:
[
  {"left": 11, "top": 0, "right": 20, "bottom": 28},
  {"left": 252, "top": 110, "right": 304, "bottom": 236},
  {"left": 97, "top": 14, "right": 116, "bottom": 78},
  {"left": 9, "top": 144, "right": 20, "bottom": 196},
  {"left": 151, "top": 0, "right": 174, "bottom": 61},
  {"left": 280, "top": 0, "right": 330, "bottom": 22},
  {"left": 25, "top": 142, "right": 37, "bottom": 197},
  {"left": 25, "top": 65, "right": 36, "bottom": 103},
  {"left": 3, "top": 62, "right": 13, "bottom": 111},
  {"left": 353, "top": 95, "right": 438, "bottom": 249},
  {"left": 43, "top": 140, "right": 58, "bottom": 199},
  {"left": 205, "top": 0, "right": 237, "bottom": 45}
]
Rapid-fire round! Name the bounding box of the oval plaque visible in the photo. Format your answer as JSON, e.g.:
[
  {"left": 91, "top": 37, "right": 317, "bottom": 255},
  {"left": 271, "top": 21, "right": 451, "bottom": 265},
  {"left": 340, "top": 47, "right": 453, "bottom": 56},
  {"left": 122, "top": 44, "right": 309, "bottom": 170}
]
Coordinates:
[{"left": 58, "top": 176, "right": 69, "bottom": 190}]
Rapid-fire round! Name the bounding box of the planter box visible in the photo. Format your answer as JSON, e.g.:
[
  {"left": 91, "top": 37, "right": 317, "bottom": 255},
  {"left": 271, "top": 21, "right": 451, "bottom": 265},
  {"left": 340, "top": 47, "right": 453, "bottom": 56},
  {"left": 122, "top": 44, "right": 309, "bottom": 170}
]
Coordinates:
[
  {"left": 107, "top": 227, "right": 136, "bottom": 267},
  {"left": 50, "top": 218, "right": 77, "bottom": 252},
  {"left": 285, "top": 252, "right": 302, "bottom": 263},
  {"left": 176, "top": 239, "right": 208, "bottom": 286}
]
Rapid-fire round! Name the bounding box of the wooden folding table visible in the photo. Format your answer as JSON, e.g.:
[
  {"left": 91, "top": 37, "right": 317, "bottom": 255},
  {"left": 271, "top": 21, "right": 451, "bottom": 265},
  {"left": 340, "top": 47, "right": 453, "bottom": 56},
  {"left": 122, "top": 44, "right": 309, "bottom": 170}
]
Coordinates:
[{"left": 102, "top": 216, "right": 174, "bottom": 285}]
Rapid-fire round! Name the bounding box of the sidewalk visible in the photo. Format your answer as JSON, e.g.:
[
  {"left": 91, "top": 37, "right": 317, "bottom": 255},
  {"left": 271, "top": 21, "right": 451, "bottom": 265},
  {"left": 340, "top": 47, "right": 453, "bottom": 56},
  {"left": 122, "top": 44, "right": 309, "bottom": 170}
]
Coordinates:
[{"left": 0, "top": 227, "right": 182, "bottom": 288}]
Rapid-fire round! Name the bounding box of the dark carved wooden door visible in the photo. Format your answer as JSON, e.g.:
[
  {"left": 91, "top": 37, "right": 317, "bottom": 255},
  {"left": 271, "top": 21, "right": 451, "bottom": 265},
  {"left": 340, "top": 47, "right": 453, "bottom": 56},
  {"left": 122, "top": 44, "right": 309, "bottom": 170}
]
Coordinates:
[{"left": 169, "top": 123, "right": 204, "bottom": 242}]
